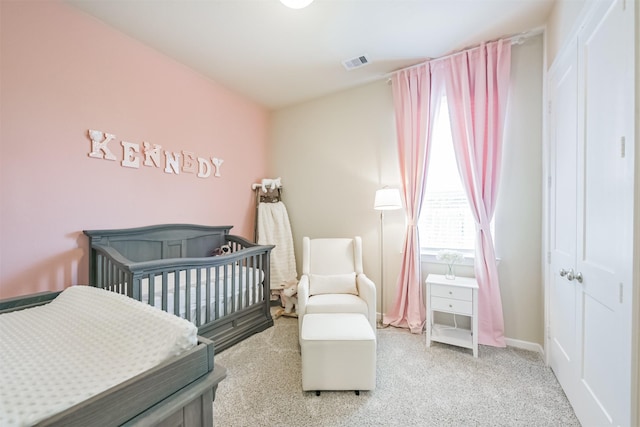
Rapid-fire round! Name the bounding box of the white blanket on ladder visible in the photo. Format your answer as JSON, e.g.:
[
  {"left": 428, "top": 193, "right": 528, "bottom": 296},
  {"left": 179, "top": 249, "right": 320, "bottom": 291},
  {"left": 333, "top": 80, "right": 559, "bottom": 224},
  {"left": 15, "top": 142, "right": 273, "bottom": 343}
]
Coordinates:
[{"left": 257, "top": 201, "right": 297, "bottom": 290}]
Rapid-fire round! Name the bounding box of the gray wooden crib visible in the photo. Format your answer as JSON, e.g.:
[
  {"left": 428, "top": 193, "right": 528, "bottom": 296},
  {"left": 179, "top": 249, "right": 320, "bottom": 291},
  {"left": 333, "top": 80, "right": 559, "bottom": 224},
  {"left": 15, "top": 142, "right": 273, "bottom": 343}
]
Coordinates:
[{"left": 84, "top": 224, "right": 275, "bottom": 352}]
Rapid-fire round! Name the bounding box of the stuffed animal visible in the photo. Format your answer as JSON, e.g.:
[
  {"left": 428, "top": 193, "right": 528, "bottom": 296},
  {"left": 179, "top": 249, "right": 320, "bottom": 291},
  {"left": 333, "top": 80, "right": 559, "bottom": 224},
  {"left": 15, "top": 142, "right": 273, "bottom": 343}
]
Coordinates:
[
  {"left": 274, "top": 279, "right": 298, "bottom": 318},
  {"left": 210, "top": 244, "right": 231, "bottom": 256},
  {"left": 260, "top": 177, "right": 281, "bottom": 193},
  {"left": 281, "top": 283, "right": 298, "bottom": 314}
]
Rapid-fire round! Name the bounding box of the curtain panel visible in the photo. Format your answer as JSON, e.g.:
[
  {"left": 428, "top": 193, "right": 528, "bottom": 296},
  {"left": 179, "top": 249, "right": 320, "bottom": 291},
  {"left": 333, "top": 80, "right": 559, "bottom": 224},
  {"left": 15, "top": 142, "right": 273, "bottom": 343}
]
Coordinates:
[
  {"left": 437, "top": 40, "right": 511, "bottom": 346},
  {"left": 385, "top": 64, "right": 437, "bottom": 333}
]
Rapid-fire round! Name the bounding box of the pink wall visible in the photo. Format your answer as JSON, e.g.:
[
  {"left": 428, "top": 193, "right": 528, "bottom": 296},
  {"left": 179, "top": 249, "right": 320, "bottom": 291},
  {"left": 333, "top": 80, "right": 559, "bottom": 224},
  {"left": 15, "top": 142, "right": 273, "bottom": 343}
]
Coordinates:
[{"left": 0, "top": 1, "right": 269, "bottom": 298}]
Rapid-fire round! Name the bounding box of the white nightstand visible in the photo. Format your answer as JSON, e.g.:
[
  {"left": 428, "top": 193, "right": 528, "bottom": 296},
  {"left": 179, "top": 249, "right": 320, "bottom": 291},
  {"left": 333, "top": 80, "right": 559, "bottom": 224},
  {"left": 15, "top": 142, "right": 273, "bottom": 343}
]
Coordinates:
[{"left": 425, "top": 274, "right": 478, "bottom": 357}]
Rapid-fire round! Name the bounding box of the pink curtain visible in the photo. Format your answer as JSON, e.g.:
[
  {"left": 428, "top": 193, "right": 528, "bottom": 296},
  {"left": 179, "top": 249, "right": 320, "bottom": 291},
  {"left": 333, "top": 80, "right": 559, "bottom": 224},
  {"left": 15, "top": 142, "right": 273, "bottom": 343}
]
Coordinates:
[
  {"left": 440, "top": 40, "right": 511, "bottom": 346},
  {"left": 385, "top": 64, "right": 437, "bottom": 333}
]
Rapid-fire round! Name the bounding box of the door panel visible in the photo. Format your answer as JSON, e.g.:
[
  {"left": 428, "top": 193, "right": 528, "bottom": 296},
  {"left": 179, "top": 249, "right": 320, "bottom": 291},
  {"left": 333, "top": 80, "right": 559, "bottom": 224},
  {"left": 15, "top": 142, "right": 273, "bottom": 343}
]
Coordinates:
[
  {"left": 582, "top": 294, "right": 618, "bottom": 423},
  {"left": 551, "top": 59, "right": 577, "bottom": 261},
  {"left": 548, "top": 38, "right": 579, "bottom": 399},
  {"left": 575, "top": 0, "right": 633, "bottom": 425},
  {"left": 580, "top": 0, "right": 630, "bottom": 309}
]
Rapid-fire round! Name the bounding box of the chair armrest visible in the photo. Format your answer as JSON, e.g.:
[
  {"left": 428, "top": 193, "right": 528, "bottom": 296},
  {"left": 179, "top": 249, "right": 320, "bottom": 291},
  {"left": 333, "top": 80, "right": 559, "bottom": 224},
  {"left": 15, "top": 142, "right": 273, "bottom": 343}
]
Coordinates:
[
  {"left": 297, "top": 275, "right": 310, "bottom": 339},
  {"left": 356, "top": 273, "right": 377, "bottom": 332}
]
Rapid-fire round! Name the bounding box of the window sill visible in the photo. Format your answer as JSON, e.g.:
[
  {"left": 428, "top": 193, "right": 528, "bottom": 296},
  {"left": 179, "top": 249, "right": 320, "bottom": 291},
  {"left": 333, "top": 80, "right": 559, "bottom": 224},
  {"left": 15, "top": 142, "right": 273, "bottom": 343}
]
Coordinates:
[{"left": 420, "top": 250, "right": 500, "bottom": 266}]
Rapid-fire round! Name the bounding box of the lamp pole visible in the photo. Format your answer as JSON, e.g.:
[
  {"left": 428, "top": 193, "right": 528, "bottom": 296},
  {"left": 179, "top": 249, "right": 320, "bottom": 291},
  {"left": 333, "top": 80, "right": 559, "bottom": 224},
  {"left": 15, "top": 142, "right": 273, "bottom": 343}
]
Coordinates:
[
  {"left": 374, "top": 187, "right": 402, "bottom": 329},
  {"left": 379, "top": 209, "right": 387, "bottom": 328}
]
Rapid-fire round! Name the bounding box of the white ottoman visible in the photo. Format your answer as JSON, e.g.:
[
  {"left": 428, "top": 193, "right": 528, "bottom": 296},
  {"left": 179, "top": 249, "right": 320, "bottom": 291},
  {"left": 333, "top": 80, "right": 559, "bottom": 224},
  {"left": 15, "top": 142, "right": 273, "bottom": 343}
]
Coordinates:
[{"left": 300, "top": 313, "right": 376, "bottom": 395}]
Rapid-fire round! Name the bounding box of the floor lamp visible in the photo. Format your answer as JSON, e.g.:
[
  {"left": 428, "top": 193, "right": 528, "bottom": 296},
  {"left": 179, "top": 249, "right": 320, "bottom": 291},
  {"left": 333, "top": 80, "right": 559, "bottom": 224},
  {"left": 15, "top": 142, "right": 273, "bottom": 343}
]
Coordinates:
[{"left": 374, "top": 188, "right": 402, "bottom": 328}]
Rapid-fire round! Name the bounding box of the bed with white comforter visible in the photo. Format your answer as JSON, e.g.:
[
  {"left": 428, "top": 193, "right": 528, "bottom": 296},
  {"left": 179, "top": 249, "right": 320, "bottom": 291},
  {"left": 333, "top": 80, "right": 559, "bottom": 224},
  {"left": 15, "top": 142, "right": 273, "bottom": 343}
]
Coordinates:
[{"left": 0, "top": 285, "right": 222, "bottom": 427}]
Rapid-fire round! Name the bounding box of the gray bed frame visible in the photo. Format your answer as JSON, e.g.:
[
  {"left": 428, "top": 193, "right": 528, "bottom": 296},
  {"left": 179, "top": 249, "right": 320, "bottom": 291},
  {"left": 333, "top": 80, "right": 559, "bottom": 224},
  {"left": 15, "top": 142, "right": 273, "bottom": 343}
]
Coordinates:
[
  {"left": 83, "top": 223, "right": 275, "bottom": 352},
  {"left": 0, "top": 292, "right": 227, "bottom": 427}
]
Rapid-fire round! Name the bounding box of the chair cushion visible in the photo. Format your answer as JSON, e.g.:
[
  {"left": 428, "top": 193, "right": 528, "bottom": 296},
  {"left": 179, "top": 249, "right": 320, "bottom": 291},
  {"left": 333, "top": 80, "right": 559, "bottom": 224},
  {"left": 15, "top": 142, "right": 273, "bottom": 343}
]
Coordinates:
[
  {"left": 308, "top": 239, "right": 356, "bottom": 274},
  {"left": 309, "top": 273, "right": 358, "bottom": 295},
  {"left": 301, "top": 313, "right": 375, "bottom": 341},
  {"left": 305, "top": 293, "right": 368, "bottom": 316}
]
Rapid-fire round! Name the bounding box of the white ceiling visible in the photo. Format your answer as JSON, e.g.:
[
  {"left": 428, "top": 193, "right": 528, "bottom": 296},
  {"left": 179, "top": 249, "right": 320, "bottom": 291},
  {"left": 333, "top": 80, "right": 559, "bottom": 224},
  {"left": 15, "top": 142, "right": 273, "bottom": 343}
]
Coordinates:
[{"left": 67, "top": 0, "right": 554, "bottom": 110}]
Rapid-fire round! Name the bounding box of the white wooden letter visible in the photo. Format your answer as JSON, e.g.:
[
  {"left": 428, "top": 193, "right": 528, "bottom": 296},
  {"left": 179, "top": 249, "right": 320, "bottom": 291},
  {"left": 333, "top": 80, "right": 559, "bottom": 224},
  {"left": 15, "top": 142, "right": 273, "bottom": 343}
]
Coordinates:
[
  {"left": 88, "top": 129, "right": 117, "bottom": 161},
  {"left": 121, "top": 141, "right": 140, "bottom": 168},
  {"left": 182, "top": 151, "right": 197, "bottom": 174},
  {"left": 143, "top": 142, "right": 162, "bottom": 167},
  {"left": 164, "top": 151, "right": 181, "bottom": 174},
  {"left": 197, "top": 157, "right": 211, "bottom": 178},
  {"left": 211, "top": 157, "right": 224, "bottom": 177}
]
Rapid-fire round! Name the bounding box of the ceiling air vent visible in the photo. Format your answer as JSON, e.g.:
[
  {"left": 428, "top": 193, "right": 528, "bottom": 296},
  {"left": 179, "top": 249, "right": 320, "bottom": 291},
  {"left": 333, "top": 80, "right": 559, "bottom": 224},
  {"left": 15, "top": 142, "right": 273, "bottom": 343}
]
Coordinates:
[{"left": 342, "top": 54, "right": 371, "bottom": 71}]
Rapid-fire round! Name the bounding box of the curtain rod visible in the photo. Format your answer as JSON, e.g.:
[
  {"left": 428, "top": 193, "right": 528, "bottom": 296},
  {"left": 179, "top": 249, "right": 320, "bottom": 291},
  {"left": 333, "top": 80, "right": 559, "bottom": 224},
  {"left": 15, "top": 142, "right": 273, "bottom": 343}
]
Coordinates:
[{"left": 385, "top": 27, "right": 544, "bottom": 78}]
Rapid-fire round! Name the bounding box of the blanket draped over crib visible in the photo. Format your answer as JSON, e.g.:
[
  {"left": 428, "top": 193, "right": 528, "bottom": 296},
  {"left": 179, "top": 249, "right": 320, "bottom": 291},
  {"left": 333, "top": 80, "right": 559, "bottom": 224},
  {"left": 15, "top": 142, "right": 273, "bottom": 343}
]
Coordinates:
[{"left": 256, "top": 201, "right": 297, "bottom": 290}]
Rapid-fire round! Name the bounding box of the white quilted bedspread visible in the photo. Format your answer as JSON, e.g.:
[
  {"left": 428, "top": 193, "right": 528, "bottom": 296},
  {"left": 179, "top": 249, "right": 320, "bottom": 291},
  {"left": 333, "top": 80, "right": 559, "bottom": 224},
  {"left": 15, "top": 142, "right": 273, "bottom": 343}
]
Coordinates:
[{"left": 0, "top": 286, "right": 198, "bottom": 427}]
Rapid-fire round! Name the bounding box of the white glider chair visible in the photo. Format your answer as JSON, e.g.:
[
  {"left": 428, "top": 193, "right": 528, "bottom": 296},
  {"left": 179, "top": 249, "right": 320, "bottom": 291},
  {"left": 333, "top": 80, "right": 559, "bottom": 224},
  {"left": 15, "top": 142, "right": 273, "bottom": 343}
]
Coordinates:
[{"left": 297, "top": 236, "right": 377, "bottom": 340}]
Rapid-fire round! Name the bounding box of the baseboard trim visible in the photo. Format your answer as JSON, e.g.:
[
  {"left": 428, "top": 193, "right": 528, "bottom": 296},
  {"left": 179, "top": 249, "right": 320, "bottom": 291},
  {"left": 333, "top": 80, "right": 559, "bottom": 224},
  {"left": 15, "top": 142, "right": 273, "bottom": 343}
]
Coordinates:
[
  {"left": 380, "top": 314, "right": 546, "bottom": 357},
  {"left": 505, "top": 337, "right": 544, "bottom": 356}
]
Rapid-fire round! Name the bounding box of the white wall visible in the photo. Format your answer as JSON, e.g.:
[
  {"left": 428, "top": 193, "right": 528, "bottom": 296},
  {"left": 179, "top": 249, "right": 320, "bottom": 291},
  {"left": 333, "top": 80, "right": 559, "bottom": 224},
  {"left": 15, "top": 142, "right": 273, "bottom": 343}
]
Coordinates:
[
  {"left": 268, "top": 81, "right": 403, "bottom": 314},
  {"left": 494, "top": 34, "right": 544, "bottom": 344},
  {"left": 270, "top": 35, "right": 545, "bottom": 345}
]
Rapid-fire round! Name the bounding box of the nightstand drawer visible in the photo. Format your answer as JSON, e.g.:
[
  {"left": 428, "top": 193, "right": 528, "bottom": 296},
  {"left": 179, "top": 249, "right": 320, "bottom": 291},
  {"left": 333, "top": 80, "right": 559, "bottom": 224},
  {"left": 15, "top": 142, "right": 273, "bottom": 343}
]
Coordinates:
[
  {"left": 430, "top": 284, "right": 472, "bottom": 301},
  {"left": 431, "top": 296, "right": 473, "bottom": 315}
]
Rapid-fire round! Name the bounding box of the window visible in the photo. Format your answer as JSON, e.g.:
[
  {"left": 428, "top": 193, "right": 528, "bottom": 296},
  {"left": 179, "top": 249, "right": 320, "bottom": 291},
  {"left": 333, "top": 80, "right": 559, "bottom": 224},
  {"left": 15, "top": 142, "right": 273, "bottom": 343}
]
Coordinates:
[{"left": 418, "top": 97, "right": 492, "bottom": 253}]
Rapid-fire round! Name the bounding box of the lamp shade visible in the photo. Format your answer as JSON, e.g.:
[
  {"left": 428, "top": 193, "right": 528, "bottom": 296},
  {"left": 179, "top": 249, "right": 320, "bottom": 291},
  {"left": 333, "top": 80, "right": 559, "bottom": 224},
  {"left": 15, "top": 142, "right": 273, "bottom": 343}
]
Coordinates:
[
  {"left": 374, "top": 188, "right": 402, "bottom": 210},
  {"left": 279, "top": 0, "right": 314, "bottom": 9}
]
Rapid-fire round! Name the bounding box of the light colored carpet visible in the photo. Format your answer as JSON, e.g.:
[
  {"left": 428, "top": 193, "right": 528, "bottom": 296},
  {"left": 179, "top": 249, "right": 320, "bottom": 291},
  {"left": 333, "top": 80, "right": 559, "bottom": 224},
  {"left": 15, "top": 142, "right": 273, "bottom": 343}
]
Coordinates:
[{"left": 213, "top": 315, "right": 580, "bottom": 426}]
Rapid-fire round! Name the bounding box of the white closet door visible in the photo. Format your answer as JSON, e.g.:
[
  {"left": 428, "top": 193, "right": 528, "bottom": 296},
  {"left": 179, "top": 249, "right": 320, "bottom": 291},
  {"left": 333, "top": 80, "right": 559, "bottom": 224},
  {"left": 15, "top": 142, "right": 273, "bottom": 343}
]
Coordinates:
[
  {"left": 548, "top": 38, "right": 579, "bottom": 403},
  {"left": 574, "top": 0, "right": 634, "bottom": 424},
  {"left": 547, "top": 0, "right": 635, "bottom": 425}
]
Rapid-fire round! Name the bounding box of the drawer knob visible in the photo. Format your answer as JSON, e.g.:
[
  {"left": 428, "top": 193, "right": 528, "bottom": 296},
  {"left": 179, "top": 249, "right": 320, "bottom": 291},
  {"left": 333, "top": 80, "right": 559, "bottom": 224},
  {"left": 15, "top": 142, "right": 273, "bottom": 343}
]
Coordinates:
[
  {"left": 449, "top": 304, "right": 453, "bottom": 308},
  {"left": 449, "top": 291, "right": 453, "bottom": 295}
]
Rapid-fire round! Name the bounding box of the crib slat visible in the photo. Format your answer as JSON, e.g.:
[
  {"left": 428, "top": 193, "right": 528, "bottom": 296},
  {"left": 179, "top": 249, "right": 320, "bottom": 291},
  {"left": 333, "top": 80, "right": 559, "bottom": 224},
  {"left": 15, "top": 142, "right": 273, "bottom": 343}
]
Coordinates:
[
  {"left": 172, "top": 268, "right": 180, "bottom": 317},
  {"left": 147, "top": 273, "right": 155, "bottom": 307},
  {"left": 206, "top": 267, "right": 212, "bottom": 323},
  {"left": 110, "top": 262, "right": 116, "bottom": 292},
  {"left": 251, "top": 255, "right": 257, "bottom": 305},
  {"left": 185, "top": 269, "right": 192, "bottom": 322},
  {"left": 96, "top": 255, "right": 102, "bottom": 288},
  {"left": 228, "top": 264, "right": 232, "bottom": 314},
  {"left": 195, "top": 268, "right": 202, "bottom": 326},
  {"left": 102, "top": 258, "right": 107, "bottom": 289},
  {"left": 244, "top": 258, "right": 250, "bottom": 308},
  {"left": 161, "top": 272, "right": 168, "bottom": 312},
  {"left": 233, "top": 261, "right": 240, "bottom": 311},
  {"left": 258, "top": 253, "right": 264, "bottom": 303},
  {"left": 102, "top": 255, "right": 107, "bottom": 289},
  {"left": 107, "top": 261, "right": 112, "bottom": 291},
  {"left": 118, "top": 269, "right": 124, "bottom": 295},
  {"left": 254, "top": 256, "right": 259, "bottom": 304},
  {"left": 214, "top": 266, "right": 220, "bottom": 319},
  {"left": 104, "top": 258, "right": 110, "bottom": 290},
  {"left": 101, "top": 256, "right": 106, "bottom": 289},
  {"left": 130, "top": 273, "right": 139, "bottom": 301}
]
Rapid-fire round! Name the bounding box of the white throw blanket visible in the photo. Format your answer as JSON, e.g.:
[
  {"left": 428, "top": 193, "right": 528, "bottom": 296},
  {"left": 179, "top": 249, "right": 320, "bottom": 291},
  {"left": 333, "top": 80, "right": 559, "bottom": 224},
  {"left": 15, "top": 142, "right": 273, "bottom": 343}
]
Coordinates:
[{"left": 257, "top": 201, "right": 297, "bottom": 289}]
